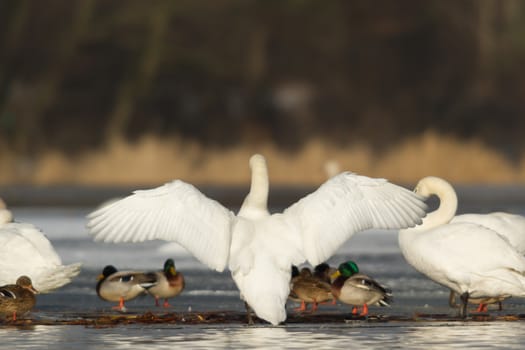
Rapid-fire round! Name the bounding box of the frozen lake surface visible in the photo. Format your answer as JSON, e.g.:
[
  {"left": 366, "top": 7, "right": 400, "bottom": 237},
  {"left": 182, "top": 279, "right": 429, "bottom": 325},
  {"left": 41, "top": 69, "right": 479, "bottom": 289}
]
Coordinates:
[{"left": 3, "top": 186, "right": 525, "bottom": 349}]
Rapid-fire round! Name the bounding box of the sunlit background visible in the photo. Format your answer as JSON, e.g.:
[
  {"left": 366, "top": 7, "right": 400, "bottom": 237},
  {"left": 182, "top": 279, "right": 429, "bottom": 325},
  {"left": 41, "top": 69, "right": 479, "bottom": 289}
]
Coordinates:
[{"left": 1, "top": 0, "right": 525, "bottom": 186}]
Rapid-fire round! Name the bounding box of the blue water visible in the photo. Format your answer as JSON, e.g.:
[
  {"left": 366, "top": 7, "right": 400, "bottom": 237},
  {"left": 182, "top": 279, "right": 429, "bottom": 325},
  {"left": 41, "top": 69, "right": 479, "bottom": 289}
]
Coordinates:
[{"left": 2, "top": 192, "right": 525, "bottom": 349}]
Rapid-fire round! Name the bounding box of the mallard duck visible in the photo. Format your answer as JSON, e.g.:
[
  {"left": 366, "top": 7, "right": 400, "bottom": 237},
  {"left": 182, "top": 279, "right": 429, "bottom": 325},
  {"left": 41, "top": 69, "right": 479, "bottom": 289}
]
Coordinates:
[
  {"left": 0, "top": 198, "right": 82, "bottom": 292},
  {"left": 148, "top": 259, "right": 185, "bottom": 308},
  {"left": 399, "top": 177, "right": 525, "bottom": 318},
  {"left": 88, "top": 154, "right": 426, "bottom": 325},
  {"left": 331, "top": 261, "right": 392, "bottom": 316},
  {"left": 96, "top": 265, "right": 158, "bottom": 311},
  {"left": 0, "top": 276, "right": 38, "bottom": 320},
  {"left": 290, "top": 266, "right": 333, "bottom": 312}
]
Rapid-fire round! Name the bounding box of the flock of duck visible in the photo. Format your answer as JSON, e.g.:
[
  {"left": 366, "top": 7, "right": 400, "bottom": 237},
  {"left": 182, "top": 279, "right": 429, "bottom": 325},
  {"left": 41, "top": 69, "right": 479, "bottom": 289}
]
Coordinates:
[{"left": 1, "top": 153, "right": 525, "bottom": 325}]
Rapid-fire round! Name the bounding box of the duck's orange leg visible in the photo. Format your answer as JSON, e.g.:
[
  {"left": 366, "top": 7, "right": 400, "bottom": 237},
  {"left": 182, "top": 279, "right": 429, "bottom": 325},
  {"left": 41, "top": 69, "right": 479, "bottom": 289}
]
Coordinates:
[
  {"left": 351, "top": 306, "right": 358, "bottom": 315},
  {"left": 312, "top": 301, "right": 319, "bottom": 312},
  {"left": 294, "top": 300, "right": 307, "bottom": 312},
  {"left": 12, "top": 311, "right": 17, "bottom": 321},
  {"left": 163, "top": 299, "right": 171, "bottom": 308},
  {"left": 360, "top": 304, "right": 369, "bottom": 316},
  {"left": 476, "top": 303, "right": 488, "bottom": 313},
  {"left": 112, "top": 297, "right": 126, "bottom": 311}
]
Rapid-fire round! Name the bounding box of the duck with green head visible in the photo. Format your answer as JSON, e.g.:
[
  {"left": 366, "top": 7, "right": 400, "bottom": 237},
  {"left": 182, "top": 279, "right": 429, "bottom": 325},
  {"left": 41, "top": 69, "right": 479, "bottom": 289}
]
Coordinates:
[
  {"left": 331, "top": 261, "right": 392, "bottom": 316},
  {"left": 0, "top": 276, "right": 38, "bottom": 321},
  {"left": 148, "top": 259, "right": 185, "bottom": 308}
]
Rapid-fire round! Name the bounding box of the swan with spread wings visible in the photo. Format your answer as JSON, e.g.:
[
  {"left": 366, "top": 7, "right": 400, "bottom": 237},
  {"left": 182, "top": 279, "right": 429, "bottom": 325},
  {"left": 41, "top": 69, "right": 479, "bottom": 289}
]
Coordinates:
[{"left": 87, "top": 154, "right": 426, "bottom": 325}]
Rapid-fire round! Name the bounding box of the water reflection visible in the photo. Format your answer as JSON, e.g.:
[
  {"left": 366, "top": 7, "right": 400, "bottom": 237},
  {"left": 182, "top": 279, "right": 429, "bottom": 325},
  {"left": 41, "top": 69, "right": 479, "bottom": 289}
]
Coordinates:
[{"left": 1, "top": 322, "right": 524, "bottom": 349}]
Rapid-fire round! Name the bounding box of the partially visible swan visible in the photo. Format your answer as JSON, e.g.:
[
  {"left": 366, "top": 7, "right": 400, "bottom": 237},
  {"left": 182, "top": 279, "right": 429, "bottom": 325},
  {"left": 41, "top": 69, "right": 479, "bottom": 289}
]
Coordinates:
[
  {"left": 0, "top": 199, "right": 82, "bottom": 292},
  {"left": 399, "top": 176, "right": 525, "bottom": 317},
  {"left": 448, "top": 212, "right": 525, "bottom": 311},
  {"left": 88, "top": 154, "right": 427, "bottom": 325}
]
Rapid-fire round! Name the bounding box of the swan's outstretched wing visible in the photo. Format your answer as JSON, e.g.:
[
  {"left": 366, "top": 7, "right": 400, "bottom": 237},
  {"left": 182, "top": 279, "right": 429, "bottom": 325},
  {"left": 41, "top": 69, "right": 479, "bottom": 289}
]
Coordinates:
[
  {"left": 283, "top": 172, "right": 427, "bottom": 265},
  {"left": 87, "top": 180, "right": 234, "bottom": 272}
]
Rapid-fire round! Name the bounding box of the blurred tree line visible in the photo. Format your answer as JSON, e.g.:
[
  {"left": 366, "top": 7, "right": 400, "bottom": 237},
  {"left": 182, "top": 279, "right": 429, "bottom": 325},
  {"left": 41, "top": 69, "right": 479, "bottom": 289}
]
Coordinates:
[{"left": 0, "top": 0, "right": 524, "bottom": 160}]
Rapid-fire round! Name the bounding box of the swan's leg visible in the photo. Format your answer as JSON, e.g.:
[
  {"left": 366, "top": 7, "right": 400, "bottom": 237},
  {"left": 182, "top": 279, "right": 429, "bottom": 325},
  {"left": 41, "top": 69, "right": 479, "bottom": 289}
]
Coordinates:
[
  {"left": 459, "top": 292, "right": 469, "bottom": 318},
  {"left": 244, "top": 301, "right": 254, "bottom": 325},
  {"left": 448, "top": 290, "right": 459, "bottom": 308}
]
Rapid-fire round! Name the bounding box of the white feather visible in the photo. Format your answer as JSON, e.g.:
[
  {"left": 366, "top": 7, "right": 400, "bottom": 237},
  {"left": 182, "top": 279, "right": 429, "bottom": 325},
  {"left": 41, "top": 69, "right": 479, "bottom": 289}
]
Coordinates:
[{"left": 88, "top": 154, "right": 427, "bottom": 325}]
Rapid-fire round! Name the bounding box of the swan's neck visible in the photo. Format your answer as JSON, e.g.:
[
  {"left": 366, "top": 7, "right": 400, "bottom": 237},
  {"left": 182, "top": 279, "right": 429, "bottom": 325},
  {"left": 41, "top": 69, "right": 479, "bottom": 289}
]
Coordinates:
[
  {"left": 239, "top": 155, "right": 269, "bottom": 218},
  {"left": 402, "top": 178, "right": 458, "bottom": 235}
]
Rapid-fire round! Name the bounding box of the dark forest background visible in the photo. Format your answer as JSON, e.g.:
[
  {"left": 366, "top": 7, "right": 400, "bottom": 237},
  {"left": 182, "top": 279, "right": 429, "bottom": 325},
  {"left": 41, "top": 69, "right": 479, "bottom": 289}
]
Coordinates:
[{"left": 0, "top": 0, "right": 524, "bottom": 185}]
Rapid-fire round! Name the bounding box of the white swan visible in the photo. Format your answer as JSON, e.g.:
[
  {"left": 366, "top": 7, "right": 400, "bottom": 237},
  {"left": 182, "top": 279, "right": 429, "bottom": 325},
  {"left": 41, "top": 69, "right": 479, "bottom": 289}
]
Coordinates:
[
  {"left": 0, "top": 199, "right": 82, "bottom": 292},
  {"left": 399, "top": 176, "right": 525, "bottom": 317},
  {"left": 449, "top": 212, "right": 525, "bottom": 310},
  {"left": 87, "top": 154, "right": 427, "bottom": 325}
]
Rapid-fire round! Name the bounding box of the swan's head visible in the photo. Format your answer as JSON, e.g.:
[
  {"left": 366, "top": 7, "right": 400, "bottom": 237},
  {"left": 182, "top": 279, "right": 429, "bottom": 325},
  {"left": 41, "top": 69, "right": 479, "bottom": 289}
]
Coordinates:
[
  {"left": 249, "top": 154, "right": 266, "bottom": 170},
  {"left": 413, "top": 176, "right": 453, "bottom": 198},
  {"left": 331, "top": 260, "right": 360, "bottom": 279}
]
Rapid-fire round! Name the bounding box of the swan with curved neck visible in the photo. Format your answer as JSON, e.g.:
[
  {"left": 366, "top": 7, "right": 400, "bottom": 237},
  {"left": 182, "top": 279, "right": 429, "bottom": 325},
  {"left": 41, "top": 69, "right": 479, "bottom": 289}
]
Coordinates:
[
  {"left": 399, "top": 176, "right": 525, "bottom": 317},
  {"left": 88, "top": 153, "right": 427, "bottom": 325},
  {"left": 411, "top": 176, "right": 457, "bottom": 231}
]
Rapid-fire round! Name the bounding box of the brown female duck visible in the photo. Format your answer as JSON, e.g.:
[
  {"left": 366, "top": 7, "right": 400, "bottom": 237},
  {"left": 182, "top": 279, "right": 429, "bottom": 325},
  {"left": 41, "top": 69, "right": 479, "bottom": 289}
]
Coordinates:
[
  {"left": 148, "top": 259, "right": 185, "bottom": 308},
  {"left": 0, "top": 276, "right": 38, "bottom": 320},
  {"left": 290, "top": 266, "right": 334, "bottom": 312}
]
